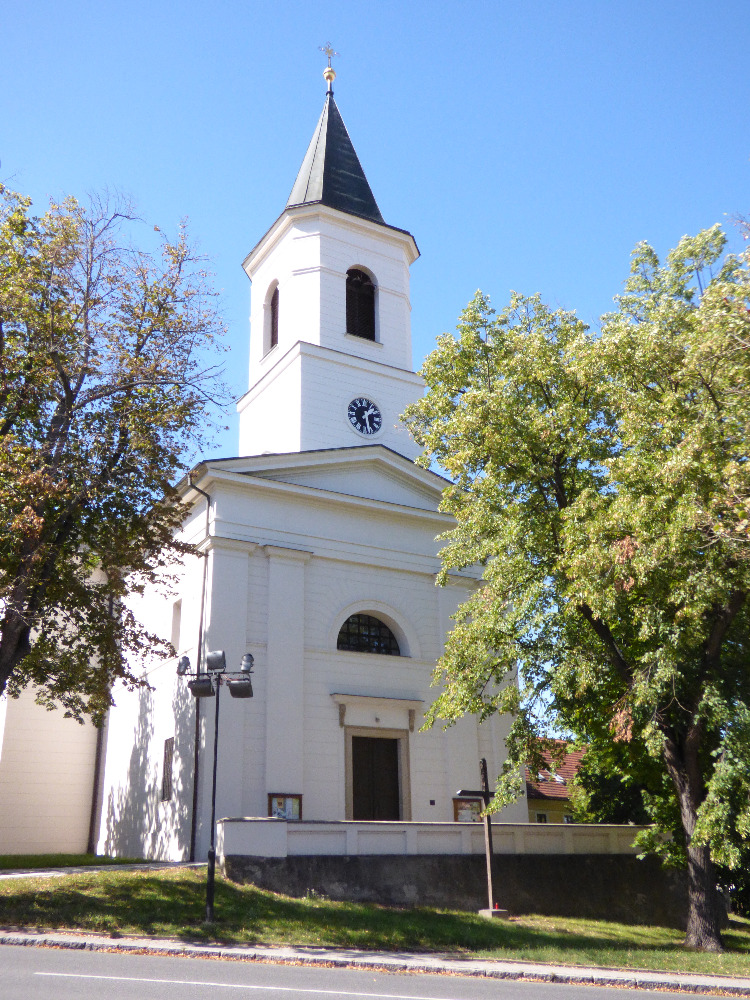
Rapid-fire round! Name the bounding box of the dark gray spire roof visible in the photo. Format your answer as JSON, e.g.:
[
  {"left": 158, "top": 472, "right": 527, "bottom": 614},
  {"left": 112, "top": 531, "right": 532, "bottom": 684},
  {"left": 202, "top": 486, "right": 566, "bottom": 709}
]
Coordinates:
[{"left": 286, "top": 93, "right": 385, "bottom": 225}]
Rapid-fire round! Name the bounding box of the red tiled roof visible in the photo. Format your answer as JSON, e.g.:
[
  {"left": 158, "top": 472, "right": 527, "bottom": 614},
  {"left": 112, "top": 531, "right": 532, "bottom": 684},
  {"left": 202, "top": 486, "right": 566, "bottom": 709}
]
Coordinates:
[{"left": 524, "top": 741, "right": 585, "bottom": 802}]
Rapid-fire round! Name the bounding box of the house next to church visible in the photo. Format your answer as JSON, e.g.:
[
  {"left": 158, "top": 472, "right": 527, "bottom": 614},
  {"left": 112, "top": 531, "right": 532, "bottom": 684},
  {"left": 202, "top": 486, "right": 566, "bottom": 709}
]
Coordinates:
[{"left": 93, "top": 65, "right": 528, "bottom": 863}]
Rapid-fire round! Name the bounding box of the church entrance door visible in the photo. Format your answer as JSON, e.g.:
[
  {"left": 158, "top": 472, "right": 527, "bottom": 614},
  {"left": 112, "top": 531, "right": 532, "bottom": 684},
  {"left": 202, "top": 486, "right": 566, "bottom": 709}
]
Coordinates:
[{"left": 351, "top": 736, "right": 400, "bottom": 820}]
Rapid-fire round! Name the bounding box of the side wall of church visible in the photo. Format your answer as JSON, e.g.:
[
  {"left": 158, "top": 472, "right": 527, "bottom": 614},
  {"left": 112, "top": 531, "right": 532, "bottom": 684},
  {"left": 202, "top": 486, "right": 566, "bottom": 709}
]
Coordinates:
[
  {"left": 0, "top": 688, "right": 98, "bottom": 854},
  {"left": 96, "top": 534, "right": 207, "bottom": 862}
]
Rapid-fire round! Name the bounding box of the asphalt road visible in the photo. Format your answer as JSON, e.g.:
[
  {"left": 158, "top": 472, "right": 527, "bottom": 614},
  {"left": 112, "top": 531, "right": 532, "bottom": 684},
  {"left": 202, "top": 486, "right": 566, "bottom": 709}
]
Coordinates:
[{"left": 2, "top": 945, "right": 699, "bottom": 1000}]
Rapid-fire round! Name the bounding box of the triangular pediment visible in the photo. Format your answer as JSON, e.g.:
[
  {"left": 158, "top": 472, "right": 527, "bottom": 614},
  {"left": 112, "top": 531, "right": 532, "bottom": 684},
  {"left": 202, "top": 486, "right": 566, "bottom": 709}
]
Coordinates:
[{"left": 194, "top": 446, "right": 448, "bottom": 512}]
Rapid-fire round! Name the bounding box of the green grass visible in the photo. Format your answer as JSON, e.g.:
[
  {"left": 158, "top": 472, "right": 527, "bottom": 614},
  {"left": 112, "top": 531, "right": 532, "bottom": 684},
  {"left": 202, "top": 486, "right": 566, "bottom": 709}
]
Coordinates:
[
  {"left": 0, "top": 854, "right": 146, "bottom": 871},
  {"left": 0, "top": 867, "right": 749, "bottom": 978}
]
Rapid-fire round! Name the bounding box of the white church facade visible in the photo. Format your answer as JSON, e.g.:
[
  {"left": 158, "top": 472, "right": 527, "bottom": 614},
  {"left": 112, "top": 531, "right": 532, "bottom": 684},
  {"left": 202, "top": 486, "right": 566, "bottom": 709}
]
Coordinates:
[{"left": 95, "top": 74, "right": 527, "bottom": 862}]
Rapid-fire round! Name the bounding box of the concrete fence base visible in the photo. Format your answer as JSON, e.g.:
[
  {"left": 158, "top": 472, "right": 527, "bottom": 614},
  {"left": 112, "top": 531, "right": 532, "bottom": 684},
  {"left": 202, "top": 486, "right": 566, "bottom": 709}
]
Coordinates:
[{"left": 223, "top": 853, "right": 689, "bottom": 928}]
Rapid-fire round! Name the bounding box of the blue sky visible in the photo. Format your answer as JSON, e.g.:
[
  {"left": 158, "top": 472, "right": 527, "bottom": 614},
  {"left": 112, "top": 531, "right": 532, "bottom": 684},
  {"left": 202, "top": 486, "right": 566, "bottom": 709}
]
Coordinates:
[{"left": 4, "top": 1, "right": 748, "bottom": 456}]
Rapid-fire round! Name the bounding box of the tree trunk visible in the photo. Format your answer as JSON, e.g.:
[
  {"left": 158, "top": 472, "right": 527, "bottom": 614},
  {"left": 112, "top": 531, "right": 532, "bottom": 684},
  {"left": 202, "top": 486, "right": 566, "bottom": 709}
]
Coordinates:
[
  {"left": 684, "top": 841, "right": 724, "bottom": 951},
  {"left": 0, "top": 610, "right": 32, "bottom": 697},
  {"left": 663, "top": 733, "right": 724, "bottom": 952}
]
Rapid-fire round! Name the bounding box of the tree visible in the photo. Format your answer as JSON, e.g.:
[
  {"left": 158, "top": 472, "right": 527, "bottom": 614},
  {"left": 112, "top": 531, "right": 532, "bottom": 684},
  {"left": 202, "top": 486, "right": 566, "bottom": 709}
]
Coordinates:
[
  {"left": 0, "top": 185, "right": 226, "bottom": 723},
  {"left": 404, "top": 225, "right": 750, "bottom": 952}
]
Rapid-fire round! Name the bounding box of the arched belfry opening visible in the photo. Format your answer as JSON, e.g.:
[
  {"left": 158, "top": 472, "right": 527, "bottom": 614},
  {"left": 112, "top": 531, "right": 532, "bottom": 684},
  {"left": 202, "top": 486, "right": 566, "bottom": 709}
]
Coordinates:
[{"left": 346, "top": 268, "right": 376, "bottom": 341}]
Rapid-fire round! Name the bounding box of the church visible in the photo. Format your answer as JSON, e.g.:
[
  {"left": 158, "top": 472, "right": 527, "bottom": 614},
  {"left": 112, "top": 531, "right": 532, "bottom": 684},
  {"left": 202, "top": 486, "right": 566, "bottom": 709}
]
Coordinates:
[
  {"left": 93, "top": 63, "right": 527, "bottom": 864},
  {"left": 0, "top": 65, "right": 680, "bottom": 923}
]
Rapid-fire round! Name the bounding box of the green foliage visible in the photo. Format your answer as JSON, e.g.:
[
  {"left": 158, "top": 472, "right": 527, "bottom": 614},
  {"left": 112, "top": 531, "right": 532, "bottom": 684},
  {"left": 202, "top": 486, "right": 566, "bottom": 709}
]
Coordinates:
[
  {"left": 0, "top": 186, "right": 226, "bottom": 721},
  {"left": 404, "top": 225, "right": 750, "bottom": 949}
]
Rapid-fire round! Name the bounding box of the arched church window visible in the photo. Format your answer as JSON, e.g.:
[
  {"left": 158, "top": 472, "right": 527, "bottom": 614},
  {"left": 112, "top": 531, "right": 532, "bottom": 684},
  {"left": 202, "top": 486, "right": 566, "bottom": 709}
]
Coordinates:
[
  {"left": 346, "top": 268, "right": 376, "bottom": 341},
  {"left": 337, "top": 614, "right": 400, "bottom": 655},
  {"left": 269, "top": 285, "right": 279, "bottom": 349}
]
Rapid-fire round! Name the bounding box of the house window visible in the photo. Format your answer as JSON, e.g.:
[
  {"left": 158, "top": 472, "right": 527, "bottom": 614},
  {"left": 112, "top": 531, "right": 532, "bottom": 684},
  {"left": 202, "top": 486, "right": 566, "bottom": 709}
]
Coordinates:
[
  {"left": 337, "top": 614, "right": 400, "bottom": 655},
  {"left": 536, "top": 812, "right": 548, "bottom": 823},
  {"left": 161, "top": 737, "right": 174, "bottom": 801},
  {"left": 346, "top": 268, "right": 375, "bottom": 340},
  {"left": 270, "top": 285, "right": 279, "bottom": 349}
]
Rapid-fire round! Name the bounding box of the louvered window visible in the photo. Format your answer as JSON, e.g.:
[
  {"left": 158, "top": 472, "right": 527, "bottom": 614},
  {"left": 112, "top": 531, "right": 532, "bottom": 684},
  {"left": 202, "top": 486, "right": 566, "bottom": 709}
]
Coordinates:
[{"left": 346, "top": 269, "right": 375, "bottom": 340}]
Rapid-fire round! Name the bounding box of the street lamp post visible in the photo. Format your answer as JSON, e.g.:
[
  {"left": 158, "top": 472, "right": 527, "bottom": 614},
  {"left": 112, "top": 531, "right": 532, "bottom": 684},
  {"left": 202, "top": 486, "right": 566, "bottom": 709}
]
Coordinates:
[{"left": 178, "top": 649, "right": 254, "bottom": 923}]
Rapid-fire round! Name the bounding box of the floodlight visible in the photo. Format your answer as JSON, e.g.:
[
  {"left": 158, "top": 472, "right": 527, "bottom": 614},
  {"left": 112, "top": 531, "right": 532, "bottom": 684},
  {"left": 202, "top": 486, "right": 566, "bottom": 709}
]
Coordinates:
[
  {"left": 206, "top": 650, "right": 227, "bottom": 673},
  {"left": 227, "top": 677, "right": 253, "bottom": 699},
  {"left": 188, "top": 676, "right": 216, "bottom": 698}
]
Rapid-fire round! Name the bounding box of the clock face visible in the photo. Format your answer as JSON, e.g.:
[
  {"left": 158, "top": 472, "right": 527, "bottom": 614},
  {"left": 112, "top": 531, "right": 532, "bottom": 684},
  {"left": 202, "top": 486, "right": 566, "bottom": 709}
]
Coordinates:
[{"left": 347, "top": 397, "right": 382, "bottom": 436}]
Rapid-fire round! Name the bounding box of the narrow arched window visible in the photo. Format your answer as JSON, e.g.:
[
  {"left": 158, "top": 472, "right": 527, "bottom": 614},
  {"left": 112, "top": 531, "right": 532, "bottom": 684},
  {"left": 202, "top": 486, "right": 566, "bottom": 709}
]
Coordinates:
[
  {"left": 337, "top": 614, "right": 400, "bottom": 655},
  {"left": 270, "top": 285, "right": 279, "bottom": 349},
  {"left": 346, "top": 268, "right": 376, "bottom": 341}
]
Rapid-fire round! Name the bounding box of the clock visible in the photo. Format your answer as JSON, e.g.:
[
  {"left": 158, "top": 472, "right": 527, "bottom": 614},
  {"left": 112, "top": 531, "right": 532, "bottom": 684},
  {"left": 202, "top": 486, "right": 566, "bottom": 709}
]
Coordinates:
[{"left": 347, "top": 397, "right": 382, "bottom": 436}]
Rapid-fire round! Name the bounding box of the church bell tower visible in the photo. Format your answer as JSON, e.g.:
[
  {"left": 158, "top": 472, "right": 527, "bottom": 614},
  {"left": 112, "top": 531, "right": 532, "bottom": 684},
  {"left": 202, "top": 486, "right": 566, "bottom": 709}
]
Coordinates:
[{"left": 237, "top": 59, "right": 422, "bottom": 459}]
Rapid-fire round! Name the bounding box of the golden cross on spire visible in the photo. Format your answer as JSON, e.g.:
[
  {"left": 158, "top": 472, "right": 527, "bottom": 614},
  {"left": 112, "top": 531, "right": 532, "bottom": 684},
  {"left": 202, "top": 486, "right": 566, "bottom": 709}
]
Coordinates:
[
  {"left": 319, "top": 42, "right": 339, "bottom": 68},
  {"left": 319, "top": 42, "right": 339, "bottom": 92}
]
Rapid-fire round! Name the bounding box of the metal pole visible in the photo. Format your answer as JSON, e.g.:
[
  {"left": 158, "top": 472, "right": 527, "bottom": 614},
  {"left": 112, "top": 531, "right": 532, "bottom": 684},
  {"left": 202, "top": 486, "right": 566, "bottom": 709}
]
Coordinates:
[
  {"left": 206, "top": 675, "right": 221, "bottom": 922},
  {"left": 480, "top": 757, "right": 495, "bottom": 911}
]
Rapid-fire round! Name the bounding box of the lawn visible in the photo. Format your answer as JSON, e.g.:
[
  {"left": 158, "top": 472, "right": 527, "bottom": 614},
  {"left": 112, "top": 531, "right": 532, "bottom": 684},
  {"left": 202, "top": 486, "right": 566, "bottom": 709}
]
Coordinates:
[{"left": 0, "top": 866, "right": 749, "bottom": 978}]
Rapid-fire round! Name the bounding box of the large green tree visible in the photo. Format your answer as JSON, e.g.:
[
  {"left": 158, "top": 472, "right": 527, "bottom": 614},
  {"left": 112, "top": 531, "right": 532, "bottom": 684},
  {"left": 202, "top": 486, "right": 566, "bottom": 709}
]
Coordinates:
[
  {"left": 404, "top": 225, "right": 750, "bottom": 952},
  {"left": 0, "top": 185, "right": 226, "bottom": 722}
]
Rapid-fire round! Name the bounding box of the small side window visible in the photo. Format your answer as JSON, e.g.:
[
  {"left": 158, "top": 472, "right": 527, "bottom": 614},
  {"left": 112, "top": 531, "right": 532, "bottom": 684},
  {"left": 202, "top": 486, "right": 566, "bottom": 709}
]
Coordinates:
[
  {"left": 270, "top": 285, "right": 279, "bottom": 349},
  {"left": 161, "top": 737, "right": 174, "bottom": 801},
  {"left": 170, "top": 600, "right": 182, "bottom": 653}
]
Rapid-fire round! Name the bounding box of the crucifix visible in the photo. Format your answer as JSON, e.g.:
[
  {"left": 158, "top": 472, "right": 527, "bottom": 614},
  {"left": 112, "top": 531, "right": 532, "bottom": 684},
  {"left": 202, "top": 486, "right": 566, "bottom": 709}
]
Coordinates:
[
  {"left": 319, "top": 42, "right": 339, "bottom": 92},
  {"left": 457, "top": 757, "right": 507, "bottom": 917}
]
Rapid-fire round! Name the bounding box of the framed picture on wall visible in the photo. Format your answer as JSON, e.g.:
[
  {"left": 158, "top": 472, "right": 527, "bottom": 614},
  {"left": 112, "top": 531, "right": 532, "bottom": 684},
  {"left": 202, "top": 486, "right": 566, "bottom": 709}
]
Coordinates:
[
  {"left": 268, "top": 794, "right": 302, "bottom": 820},
  {"left": 453, "top": 797, "right": 483, "bottom": 823}
]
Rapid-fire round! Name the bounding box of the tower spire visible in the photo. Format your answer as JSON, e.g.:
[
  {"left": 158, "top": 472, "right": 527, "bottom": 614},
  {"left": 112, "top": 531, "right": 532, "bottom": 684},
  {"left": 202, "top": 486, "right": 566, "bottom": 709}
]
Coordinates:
[{"left": 285, "top": 51, "right": 385, "bottom": 225}]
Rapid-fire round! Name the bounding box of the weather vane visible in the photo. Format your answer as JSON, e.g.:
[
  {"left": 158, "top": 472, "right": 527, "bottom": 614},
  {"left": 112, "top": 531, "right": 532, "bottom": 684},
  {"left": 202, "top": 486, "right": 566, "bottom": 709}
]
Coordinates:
[{"left": 319, "top": 42, "right": 339, "bottom": 92}]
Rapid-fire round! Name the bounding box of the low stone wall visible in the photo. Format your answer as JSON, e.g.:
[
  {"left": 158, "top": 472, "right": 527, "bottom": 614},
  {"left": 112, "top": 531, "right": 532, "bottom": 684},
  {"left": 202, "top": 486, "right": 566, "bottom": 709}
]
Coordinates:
[
  {"left": 223, "top": 854, "right": 688, "bottom": 929},
  {"left": 218, "top": 817, "right": 646, "bottom": 858}
]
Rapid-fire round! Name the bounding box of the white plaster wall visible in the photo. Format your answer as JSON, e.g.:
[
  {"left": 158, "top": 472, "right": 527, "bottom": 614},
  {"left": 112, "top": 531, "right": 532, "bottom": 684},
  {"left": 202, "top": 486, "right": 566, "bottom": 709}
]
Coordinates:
[
  {"left": 239, "top": 204, "right": 419, "bottom": 459},
  {"left": 97, "top": 658, "right": 196, "bottom": 861},
  {"left": 237, "top": 353, "right": 303, "bottom": 456},
  {"left": 297, "top": 348, "right": 422, "bottom": 459},
  {"left": 96, "top": 546, "right": 206, "bottom": 861},
  {"left": 245, "top": 209, "right": 415, "bottom": 384},
  {"left": 238, "top": 344, "right": 422, "bottom": 459},
  {"left": 0, "top": 687, "right": 98, "bottom": 854}
]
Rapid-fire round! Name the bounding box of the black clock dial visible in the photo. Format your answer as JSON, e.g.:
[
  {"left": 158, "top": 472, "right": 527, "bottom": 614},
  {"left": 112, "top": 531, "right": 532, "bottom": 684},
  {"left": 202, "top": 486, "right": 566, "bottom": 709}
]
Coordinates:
[{"left": 347, "top": 397, "right": 382, "bottom": 435}]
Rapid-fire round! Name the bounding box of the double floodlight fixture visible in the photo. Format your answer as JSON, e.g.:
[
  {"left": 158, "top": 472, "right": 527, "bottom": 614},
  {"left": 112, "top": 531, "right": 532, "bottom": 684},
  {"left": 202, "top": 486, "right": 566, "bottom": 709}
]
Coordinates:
[
  {"left": 179, "top": 650, "right": 255, "bottom": 700},
  {"left": 176, "top": 647, "right": 256, "bottom": 924}
]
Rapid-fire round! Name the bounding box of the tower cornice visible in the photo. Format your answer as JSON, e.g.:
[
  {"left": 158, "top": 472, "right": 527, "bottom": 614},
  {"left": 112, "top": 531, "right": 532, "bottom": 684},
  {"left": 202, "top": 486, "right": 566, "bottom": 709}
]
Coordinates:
[{"left": 242, "top": 202, "right": 419, "bottom": 278}]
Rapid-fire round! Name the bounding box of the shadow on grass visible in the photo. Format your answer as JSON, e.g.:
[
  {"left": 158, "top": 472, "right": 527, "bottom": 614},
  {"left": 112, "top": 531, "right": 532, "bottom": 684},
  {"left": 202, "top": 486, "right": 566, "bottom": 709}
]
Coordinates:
[{"left": 0, "top": 868, "right": 749, "bottom": 965}]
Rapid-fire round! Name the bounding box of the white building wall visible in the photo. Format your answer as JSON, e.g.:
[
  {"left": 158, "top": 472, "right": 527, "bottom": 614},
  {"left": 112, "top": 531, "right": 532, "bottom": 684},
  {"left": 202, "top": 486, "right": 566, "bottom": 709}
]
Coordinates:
[
  {"left": 97, "top": 466, "right": 525, "bottom": 861},
  {"left": 0, "top": 687, "right": 98, "bottom": 855},
  {"left": 96, "top": 542, "right": 208, "bottom": 861}
]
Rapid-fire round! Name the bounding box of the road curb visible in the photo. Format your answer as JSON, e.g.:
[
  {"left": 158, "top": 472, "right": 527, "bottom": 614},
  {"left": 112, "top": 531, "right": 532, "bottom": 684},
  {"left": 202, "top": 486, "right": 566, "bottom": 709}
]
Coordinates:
[{"left": 1, "top": 929, "right": 750, "bottom": 995}]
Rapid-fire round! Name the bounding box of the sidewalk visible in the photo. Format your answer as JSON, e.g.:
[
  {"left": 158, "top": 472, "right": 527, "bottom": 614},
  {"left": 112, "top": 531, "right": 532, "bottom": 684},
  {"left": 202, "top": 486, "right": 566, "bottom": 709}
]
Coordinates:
[{"left": 1, "top": 927, "right": 749, "bottom": 996}]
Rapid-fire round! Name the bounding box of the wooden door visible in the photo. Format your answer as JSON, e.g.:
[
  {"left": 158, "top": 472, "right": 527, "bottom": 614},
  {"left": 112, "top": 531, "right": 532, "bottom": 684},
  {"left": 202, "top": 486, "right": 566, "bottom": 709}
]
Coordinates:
[{"left": 351, "top": 736, "right": 400, "bottom": 820}]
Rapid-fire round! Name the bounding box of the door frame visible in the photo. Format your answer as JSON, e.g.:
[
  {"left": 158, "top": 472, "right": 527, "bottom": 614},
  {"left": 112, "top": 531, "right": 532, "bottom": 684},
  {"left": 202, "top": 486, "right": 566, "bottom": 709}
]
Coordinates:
[{"left": 344, "top": 725, "right": 411, "bottom": 821}]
